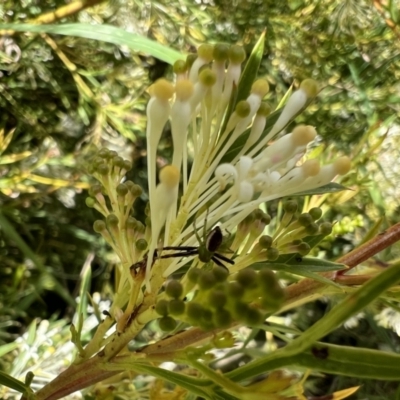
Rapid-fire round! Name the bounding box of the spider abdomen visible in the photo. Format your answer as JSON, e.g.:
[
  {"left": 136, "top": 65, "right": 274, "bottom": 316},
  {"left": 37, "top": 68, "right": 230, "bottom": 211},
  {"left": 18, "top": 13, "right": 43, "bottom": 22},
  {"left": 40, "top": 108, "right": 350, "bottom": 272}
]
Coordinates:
[{"left": 205, "top": 226, "right": 223, "bottom": 253}]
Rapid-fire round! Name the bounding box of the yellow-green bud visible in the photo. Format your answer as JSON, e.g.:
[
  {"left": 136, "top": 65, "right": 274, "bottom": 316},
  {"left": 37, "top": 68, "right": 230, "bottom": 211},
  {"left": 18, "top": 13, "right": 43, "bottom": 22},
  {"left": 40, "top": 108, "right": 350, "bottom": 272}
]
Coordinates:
[
  {"left": 93, "top": 220, "right": 106, "bottom": 233},
  {"left": 228, "top": 45, "right": 246, "bottom": 64},
  {"left": 159, "top": 316, "right": 177, "bottom": 332}
]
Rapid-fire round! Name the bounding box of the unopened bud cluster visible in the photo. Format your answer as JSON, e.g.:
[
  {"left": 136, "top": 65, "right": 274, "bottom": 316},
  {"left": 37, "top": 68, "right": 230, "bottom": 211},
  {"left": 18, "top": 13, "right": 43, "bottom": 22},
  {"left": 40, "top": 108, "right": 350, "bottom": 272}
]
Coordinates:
[
  {"left": 86, "top": 148, "right": 146, "bottom": 265},
  {"left": 156, "top": 266, "right": 284, "bottom": 332}
]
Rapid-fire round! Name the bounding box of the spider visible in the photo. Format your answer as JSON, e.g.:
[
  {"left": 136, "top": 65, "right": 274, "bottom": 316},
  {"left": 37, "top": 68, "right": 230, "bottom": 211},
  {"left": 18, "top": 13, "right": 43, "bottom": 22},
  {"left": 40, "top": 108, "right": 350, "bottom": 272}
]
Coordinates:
[{"left": 158, "top": 222, "right": 235, "bottom": 270}]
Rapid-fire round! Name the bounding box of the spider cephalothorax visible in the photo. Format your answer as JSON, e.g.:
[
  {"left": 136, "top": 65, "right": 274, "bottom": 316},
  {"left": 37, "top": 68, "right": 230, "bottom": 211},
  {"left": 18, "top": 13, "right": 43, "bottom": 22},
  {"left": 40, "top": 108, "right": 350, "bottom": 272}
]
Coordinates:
[{"left": 159, "top": 225, "right": 234, "bottom": 270}]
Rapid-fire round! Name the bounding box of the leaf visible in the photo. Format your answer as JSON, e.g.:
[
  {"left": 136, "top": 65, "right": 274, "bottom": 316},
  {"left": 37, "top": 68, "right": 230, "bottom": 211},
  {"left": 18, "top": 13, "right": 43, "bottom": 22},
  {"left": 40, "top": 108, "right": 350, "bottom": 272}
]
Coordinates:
[
  {"left": 218, "top": 32, "right": 265, "bottom": 150},
  {"left": 0, "top": 151, "right": 32, "bottom": 165},
  {"left": 0, "top": 342, "right": 19, "bottom": 357},
  {"left": 331, "top": 386, "right": 360, "bottom": 399},
  {"left": 236, "top": 31, "right": 266, "bottom": 103},
  {"left": 296, "top": 343, "right": 400, "bottom": 381},
  {"left": 0, "top": 370, "right": 28, "bottom": 394},
  {"left": 0, "top": 23, "right": 184, "bottom": 65},
  {"left": 290, "top": 182, "right": 351, "bottom": 197},
  {"left": 256, "top": 256, "right": 345, "bottom": 272}
]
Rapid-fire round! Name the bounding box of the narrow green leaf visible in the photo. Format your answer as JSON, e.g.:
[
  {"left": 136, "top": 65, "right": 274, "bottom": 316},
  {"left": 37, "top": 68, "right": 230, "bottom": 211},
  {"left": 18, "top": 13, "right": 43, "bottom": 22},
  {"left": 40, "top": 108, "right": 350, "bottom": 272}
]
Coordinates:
[
  {"left": 236, "top": 31, "right": 266, "bottom": 103},
  {"left": 0, "top": 370, "right": 28, "bottom": 394},
  {"left": 295, "top": 343, "right": 400, "bottom": 381},
  {"left": 256, "top": 257, "right": 345, "bottom": 272},
  {"left": 0, "top": 342, "right": 19, "bottom": 357},
  {"left": 291, "top": 182, "right": 350, "bottom": 197},
  {"left": 77, "top": 259, "right": 92, "bottom": 328},
  {"left": 0, "top": 23, "right": 183, "bottom": 65}
]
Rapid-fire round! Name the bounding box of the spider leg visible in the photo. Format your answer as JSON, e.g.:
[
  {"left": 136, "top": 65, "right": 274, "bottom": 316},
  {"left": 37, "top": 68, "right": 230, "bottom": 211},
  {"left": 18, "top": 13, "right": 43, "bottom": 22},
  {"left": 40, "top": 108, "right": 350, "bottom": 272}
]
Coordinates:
[
  {"left": 211, "top": 256, "right": 229, "bottom": 270},
  {"left": 159, "top": 249, "right": 199, "bottom": 259},
  {"left": 193, "top": 217, "right": 203, "bottom": 247},
  {"left": 162, "top": 246, "right": 197, "bottom": 251},
  {"left": 213, "top": 252, "right": 235, "bottom": 265}
]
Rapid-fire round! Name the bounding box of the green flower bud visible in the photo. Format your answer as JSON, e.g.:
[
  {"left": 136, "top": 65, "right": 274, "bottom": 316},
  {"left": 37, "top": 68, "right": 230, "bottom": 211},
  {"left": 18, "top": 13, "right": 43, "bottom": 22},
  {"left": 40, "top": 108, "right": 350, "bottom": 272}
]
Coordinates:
[
  {"left": 258, "top": 269, "right": 278, "bottom": 293},
  {"left": 227, "top": 281, "right": 245, "bottom": 298},
  {"left": 97, "top": 163, "right": 110, "bottom": 175},
  {"left": 112, "top": 156, "right": 124, "bottom": 168},
  {"left": 198, "top": 270, "right": 217, "bottom": 290},
  {"left": 122, "top": 160, "right": 132, "bottom": 171},
  {"left": 106, "top": 214, "right": 119, "bottom": 227},
  {"left": 259, "top": 235, "right": 273, "bottom": 249},
  {"left": 253, "top": 209, "right": 264, "bottom": 220},
  {"left": 319, "top": 222, "right": 333, "bottom": 236},
  {"left": 212, "top": 266, "right": 229, "bottom": 282},
  {"left": 283, "top": 200, "right": 298, "bottom": 214},
  {"left": 300, "top": 79, "right": 318, "bottom": 98},
  {"left": 213, "top": 309, "right": 232, "bottom": 328},
  {"left": 85, "top": 197, "right": 96, "bottom": 208},
  {"left": 130, "top": 184, "right": 143, "bottom": 197},
  {"left": 165, "top": 280, "right": 183, "bottom": 299},
  {"left": 228, "top": 45, "right": 246, "bottom": 64},
  {"left": 236, "top": 268, "right": 257, "bottom": 288},
  {"left": 98, "top": 148, "right": 111, "bottom": 158},
  {"left": 116, "top": 183, "right": 128, "bottom": 197},
  {"left": 213, "top": 43, "right": 230, "bottom": 62},
  {"left": 305, "top": 222, "right": 319, "bottom": 235},
  {"left": 199, "top": 68, "right": 217, "bottom": 87},
  {"left": 208, "top": 290, "right": 227, "bottom": 309},
  {"left": 297, "top": 242, "right": 311, "bottom": 256},
  {"left": 309, "top": 207, "right": 322, "bottom": 220},
  {"left": 243, "top": 307, "right": 263, "bottom": 325},
  {"left": 93, "top": 220, "right": 106, "bottom": 233},
  {"left": 266, "top": 247, "right": 279, "bottom": 261},
  {"left": 257, "top": 102, "right": 272, "bottom": 117},
  {"left": 236, "top": 100, "right": 251, "bottom": 118},
  {"left": 197, "top": 44, "right": 214, "bottom": 61},
  {"left": 155, "top": 299, "right": 169, "bottom": 316},
  {"left": 298, "top": 213, "right": 313, "bottom": 227},
  {"left": 188, "top": 268, "right": 202, "bottom": 283},
  {"left": 186, "top": 302, "right": 205, "bottom": 320},
  {"left": 159, "top": 316, "right": 177, "bottom": 332},
  {"left": 168, "top": 299, "right": 185, "bottom": 316},
  {"left": 135, "top": 238, "right": 147, "bottom": 252},
  {"left": 173, "top": 59, "right": 187, "bottom": 75}
]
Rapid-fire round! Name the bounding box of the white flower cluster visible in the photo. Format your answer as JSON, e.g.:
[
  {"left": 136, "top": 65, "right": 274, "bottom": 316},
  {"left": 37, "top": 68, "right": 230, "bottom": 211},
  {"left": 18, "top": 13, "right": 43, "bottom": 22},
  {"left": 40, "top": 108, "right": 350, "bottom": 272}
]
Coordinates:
[{"left": 144, "top": 43, "right": 350, "bottom": 285}]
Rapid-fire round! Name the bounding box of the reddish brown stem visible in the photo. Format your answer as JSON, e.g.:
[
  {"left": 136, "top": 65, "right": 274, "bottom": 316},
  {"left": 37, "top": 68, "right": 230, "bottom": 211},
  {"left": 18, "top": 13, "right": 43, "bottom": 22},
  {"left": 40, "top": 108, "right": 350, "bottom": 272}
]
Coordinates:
[{"left": 337, "top": 221, "right": 400, "bottom": 271}]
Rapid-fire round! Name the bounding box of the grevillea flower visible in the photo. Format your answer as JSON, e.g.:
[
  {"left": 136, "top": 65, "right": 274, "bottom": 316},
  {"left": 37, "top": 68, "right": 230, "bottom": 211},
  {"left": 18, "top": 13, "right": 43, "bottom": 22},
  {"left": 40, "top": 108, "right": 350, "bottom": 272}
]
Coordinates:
[{"left": 144, "top": 43, "right": 350, "bottom": 288}]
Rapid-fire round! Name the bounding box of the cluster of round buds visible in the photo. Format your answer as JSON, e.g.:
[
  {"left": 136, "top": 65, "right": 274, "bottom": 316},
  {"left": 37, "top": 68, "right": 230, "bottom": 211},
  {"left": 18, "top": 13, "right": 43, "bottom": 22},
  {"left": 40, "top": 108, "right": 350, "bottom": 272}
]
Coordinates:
[
  {"left": 222, "top": 201, "right": 335, "bottom": 278},
  {"left": 85, "top": 148, "right": 146, "bottom": 264},
  {"left": 155, "top": 265, "right": 284, "bottom": 332}
]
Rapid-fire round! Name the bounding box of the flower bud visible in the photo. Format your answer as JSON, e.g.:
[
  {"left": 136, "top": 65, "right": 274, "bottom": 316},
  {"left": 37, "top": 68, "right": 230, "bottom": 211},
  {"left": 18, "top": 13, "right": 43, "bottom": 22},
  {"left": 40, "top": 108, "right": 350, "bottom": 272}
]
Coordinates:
[
  {"left": 165, "top": 280, "right": 184, "bottom": 299},
  {"left": 155, "top": 299, "right": 169, "bottom": 316},
  {"left": 159, "top": 316, "right": 177, "bottom": 332}
]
